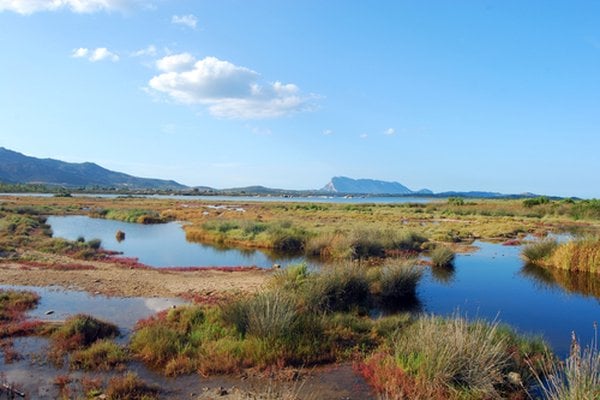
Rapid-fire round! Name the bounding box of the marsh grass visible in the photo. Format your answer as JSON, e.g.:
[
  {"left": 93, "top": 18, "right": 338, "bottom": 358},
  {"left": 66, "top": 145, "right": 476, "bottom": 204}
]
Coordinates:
[
  {"left": 377, "top": 263, "right": 423, "bottom": 309},
  {"left": 105, "top": 372, "right": 160, "bottom": 400},
  {"left": 521, "top": 239, "right": 559, "bottom": 263},
  {"left": 529, "top": 331, "right": 600, "bottom": 400},
  {"left": 303, "top": 266, "right": 371, "bottom": 313},
  {"left": 50, "top": 314, "right": 119, "bottom": 352},
  {"left": 70, "top": 339, "right": 128, "bottom": 371},
  {"left": 430, "top": 245, "right": 455, "bottom": 268},
  {"left": 549, "top": 236, "right": 600, "bottom": 273},
  {"left": 392, "top": 315, "right": 510, "bottom": 398}
]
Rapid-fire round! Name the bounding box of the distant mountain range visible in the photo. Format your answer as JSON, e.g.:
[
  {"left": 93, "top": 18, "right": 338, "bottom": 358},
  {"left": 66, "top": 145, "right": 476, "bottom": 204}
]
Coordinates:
[
  {"left": 0, "top": 147, "right": 538, "bottom": 198},
  {"left": 322, "top": 176, "right": 433, "bottom": 195},
  {"left": 0, "top": 147, "right": 186, "bottom": 190}
]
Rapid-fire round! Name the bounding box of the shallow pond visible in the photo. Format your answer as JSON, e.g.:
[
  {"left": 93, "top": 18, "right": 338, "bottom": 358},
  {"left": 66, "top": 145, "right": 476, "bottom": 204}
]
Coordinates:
[
  {"left": 46, "top": 216, "right": 599, "bottom": 356},
  {"left": 47, "top": 215, "right": 302, "bottom": 268},
  {"left": 0, "top": 284, "right": 185, "bottom": 334},
  {"left": 420, "top": 241, "right": 600, "bottom": 357}
]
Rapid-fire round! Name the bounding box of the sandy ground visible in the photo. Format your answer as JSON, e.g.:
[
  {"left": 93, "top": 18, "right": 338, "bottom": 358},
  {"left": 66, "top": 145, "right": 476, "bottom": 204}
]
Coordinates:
[{"left": 0, "top": 256, "right": 271, "bottom": 298}]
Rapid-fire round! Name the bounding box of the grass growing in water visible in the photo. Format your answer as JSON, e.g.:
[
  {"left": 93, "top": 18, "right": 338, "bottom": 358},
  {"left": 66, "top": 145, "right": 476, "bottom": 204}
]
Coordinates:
[
  {"left": 377, "top": 262, "right": 423, "bottom": 309},
  {"left": 430, "top": 245, "right": 455, "bottom": 268},
  {"left": 521, "top": 239, "right": 559, "bottom": 263},
  {"left": 105, "top": 372, "right": 160, "bottom": 400},
  {"left": 70, "top": 339, "right": 128, "bottom": 371},
  {"left": 549, "top": 236, "right": 600, "bottom": 273}
]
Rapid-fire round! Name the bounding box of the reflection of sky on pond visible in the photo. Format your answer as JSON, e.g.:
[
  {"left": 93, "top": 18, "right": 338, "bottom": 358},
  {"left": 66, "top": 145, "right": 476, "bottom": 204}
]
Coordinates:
[
  {"left": 420, "top": 241, "right": 600, "bottom": 357},
  {"left": 47, "top": 215, "right": 304, "bottom": 268},
  {"left": 0, "top": 284, "right": 185, "bottom": 332}
]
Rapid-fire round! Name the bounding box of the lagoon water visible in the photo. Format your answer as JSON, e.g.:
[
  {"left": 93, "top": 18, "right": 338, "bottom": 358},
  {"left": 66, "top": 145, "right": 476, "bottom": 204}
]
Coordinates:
[
  {"left": 47, "top": 215, "right": 302, "bottom": 268},
  {"left": 1, "top": 192, "right": 438, "bottom": 204},
  {"left": 420, "top": 241, "right": 600, "bottom": 357},
  {"left": 46, "top": 216, "right": 600, "bottom": 356}
]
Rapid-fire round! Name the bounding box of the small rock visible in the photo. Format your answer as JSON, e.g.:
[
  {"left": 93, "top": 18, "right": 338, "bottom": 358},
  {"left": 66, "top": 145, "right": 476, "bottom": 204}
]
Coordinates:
[
  {"left": 215, "top": 386, "right": 228, "bottom": 396},
  {"left": 44, "top": 310, "right": 54, "bottom": 315},
  {"left": 97, "top": 394, "right": 107, "bottom": 400},
  {"left": 272, "top": 263, "right": 281, "bottom": 269}
]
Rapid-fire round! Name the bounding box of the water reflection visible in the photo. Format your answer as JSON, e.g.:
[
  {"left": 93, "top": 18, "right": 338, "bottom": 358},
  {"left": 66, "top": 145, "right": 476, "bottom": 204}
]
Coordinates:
[
  {"left": 521, "top": 263, "right": 600, "bottom": 300},
  {"left": 430, "top": 264, "right": 456, "bottom": 284},
  {"left": 47, "top": 216, "right": 305, "bottom": 268}
]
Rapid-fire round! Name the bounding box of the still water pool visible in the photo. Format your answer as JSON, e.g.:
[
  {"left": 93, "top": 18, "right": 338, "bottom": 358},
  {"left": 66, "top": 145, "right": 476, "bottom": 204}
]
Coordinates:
[
  {"left": 47, "top": 215, "right": 301, "bottom": 268},
  {"left": 46, "top": 216, "right": 599, "bottom": 356}
]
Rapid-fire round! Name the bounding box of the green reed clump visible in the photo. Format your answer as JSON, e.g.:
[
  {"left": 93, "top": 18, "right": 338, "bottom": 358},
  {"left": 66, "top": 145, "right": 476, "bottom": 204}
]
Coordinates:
[
  {"left": 431, "top": 245, "right": 455, "bottom": 268},
  {"left": 521, "top": 239, "right": 559, "bottom": 263}
]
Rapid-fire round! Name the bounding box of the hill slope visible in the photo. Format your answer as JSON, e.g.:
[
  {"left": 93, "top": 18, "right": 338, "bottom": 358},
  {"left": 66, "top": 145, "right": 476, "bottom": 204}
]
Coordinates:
[
  {"left": 321, "top": 176, "right": 432, "bottom": 195},
  {"left": 0, "top": 147, "right": 187, "bottom": 190}
]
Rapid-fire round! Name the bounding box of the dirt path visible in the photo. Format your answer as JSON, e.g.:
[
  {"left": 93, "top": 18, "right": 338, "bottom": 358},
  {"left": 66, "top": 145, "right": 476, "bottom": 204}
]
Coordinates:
[{"left": 0, "top": 259, "right": 271, "bottom": 298}]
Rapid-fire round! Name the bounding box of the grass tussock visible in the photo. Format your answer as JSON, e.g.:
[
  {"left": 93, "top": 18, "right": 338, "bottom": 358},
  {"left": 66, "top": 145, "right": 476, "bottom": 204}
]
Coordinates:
[
  {"left": 430, "top": 245, "right": 455, "bottom": 268},
  {"left": 44, "top": 314, "right": 123, "bottom": 369},
  {"left": 521, "top": 239, "right": 559, "bottom": 263},
  {"left": 530, "top": 331, "right": 600, "bottom": 400},
  {"left": 303, "top": 266, "right": 371, "bottom": 313},
  {"left": 357, "top": 314, "right": 549, "bottom": 399},
  {"left": 105, "top": 372, "right": 160, "bottom": 400},
  {"left": 377, "top": 262, "right": 423, "bottom": 309},
  {"left": 549, "top": 236, "right": 600, "bottom": 273},
  {"left": 70, "top": 339, "right": 128, "bottom": 371},
  {"left": 51, "top": 314, "right": 119, "bottom": 350}
]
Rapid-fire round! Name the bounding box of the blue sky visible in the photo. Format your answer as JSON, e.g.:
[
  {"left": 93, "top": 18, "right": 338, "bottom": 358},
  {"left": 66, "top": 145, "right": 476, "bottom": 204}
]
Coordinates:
[{"left": 1, "top": 1, "right": 599, "bottom": 197}]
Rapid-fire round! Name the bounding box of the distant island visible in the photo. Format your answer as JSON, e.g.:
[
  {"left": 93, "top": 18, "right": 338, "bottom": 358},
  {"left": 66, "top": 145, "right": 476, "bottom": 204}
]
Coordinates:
[{"left": 0, "top": 147, "right": 540, "bottom": 198}]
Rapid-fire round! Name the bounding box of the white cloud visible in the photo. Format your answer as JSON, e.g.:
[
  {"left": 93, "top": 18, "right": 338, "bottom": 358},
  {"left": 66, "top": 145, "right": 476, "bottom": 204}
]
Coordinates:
[
  {"left": 71, "top": 48, "right": 89, "bottom": 58},
  {"left": 384, "top": 127, "right": 396, "bottom": 136},
  {"left": 72, "top": 47, "right": 119, "bottom": 62},
  {"left": 155, "top": 52, "right": 195, "bottom": 72},
  {"left": 132, "top": 45, "right": 157, "bottom": 57},
  {"left": 90, "top": 47, "right": 119, "bottom": 62},
  {"left": 0, "top": 0, "right": 147, "bottom": 14},
  {"left": 172, "top": 14, "right": 197, "bottom": 29},
  {"left": 360, "top": 133, "right": 368, "bottom": 139},
  {"left": 322, "top": 129, "right": 333, "bottom": 136},
  {"left": 148, "top": 54, "right": 316, "bottom": 119}
]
